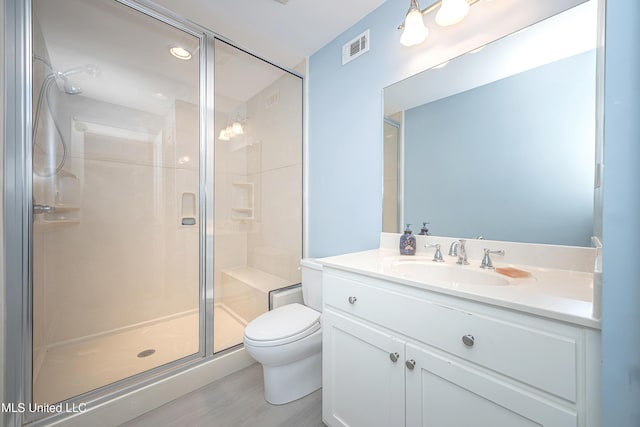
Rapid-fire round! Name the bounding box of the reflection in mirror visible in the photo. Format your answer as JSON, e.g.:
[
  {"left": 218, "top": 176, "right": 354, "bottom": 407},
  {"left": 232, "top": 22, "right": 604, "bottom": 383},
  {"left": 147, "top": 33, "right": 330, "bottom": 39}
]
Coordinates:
[
  {"left": 383, "top": 1, "right": 598, "bottom": 247},
  {"left": 383, "top": 115, "right": 401, "bottom": 232}
]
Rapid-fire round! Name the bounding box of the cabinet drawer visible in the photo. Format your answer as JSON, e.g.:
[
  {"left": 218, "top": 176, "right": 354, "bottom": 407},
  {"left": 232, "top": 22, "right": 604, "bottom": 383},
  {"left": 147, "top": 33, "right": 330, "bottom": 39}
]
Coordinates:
[{"left": 324, "top": 273, "right": 578, "bottom": 402}]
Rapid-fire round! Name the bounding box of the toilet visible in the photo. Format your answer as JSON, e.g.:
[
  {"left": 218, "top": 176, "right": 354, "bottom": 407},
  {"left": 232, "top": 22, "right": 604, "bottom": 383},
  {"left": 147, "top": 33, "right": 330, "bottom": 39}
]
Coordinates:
[{"left": 243, "top": 258, "right": 323, "bottom": 405}]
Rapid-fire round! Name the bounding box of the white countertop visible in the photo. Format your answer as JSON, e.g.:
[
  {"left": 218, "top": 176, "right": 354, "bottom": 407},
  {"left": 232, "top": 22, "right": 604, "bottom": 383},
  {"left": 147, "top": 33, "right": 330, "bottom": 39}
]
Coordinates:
[{"left": 319, "top": 248, "right": 600, "bottom": 329}]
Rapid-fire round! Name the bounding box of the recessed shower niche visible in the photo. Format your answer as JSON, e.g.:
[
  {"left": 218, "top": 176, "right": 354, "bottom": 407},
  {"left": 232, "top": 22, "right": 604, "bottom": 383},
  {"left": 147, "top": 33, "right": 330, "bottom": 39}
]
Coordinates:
[{"left": 231, "top": 182, "right": 254, "bottom": 220}]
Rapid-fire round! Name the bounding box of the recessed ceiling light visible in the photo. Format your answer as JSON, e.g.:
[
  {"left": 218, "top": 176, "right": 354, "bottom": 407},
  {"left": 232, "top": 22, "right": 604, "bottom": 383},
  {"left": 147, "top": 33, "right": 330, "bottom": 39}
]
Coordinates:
[{"left": 170, "top": 46, "right": 191, "bottom": 60}]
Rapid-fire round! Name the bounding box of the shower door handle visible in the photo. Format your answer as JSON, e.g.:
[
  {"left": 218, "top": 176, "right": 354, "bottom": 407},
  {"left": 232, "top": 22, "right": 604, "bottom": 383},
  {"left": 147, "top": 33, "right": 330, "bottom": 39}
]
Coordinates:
[{"left": 33, "top": 204, "right": 55, "bottom": 214}]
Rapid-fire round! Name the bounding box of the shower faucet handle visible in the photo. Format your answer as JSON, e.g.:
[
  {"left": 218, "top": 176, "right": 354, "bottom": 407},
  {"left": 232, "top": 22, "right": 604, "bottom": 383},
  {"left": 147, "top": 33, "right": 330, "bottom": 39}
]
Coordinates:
[{"left": 33, "top": 204, "right": 55, "bottom": 215}]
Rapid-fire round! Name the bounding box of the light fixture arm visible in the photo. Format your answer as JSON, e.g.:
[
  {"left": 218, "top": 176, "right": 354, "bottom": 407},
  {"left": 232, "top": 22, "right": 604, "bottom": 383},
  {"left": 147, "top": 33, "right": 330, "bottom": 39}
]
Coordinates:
[{"left": 398, "top": 0, "right": 480, "bottom": 30}]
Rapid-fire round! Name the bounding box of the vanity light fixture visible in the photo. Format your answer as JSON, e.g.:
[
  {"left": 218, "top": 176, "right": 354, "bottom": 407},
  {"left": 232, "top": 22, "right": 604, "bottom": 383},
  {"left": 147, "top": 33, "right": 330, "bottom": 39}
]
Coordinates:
[
  {"left": 169, "top": 46, "right": 192, "bottom": 60},
  {"left": 400, "top": 0, "right": 430, "bottom": 47},
  {"left": 399, "top": 0, "right": 480, "bottom": 47}
]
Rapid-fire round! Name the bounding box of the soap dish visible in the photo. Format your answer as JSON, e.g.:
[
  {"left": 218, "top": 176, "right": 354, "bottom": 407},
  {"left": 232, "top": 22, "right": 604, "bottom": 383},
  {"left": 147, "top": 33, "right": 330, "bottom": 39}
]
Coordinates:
[{"left": 495, "top": 267, "right": 531, "bottom": 278}]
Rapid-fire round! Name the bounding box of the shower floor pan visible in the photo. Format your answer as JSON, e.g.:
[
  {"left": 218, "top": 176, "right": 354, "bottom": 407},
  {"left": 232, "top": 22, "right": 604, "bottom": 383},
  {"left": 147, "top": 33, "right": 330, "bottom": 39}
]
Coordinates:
[{"left": 33, "top": 306, "right": 245, "bottom": 405}]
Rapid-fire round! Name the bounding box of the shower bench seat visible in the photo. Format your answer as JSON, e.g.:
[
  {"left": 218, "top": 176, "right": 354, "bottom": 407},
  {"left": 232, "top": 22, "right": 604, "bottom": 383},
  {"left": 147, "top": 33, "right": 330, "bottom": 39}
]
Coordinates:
[{"left": 220, "top": 266, "right": 293, "bottom": 324}]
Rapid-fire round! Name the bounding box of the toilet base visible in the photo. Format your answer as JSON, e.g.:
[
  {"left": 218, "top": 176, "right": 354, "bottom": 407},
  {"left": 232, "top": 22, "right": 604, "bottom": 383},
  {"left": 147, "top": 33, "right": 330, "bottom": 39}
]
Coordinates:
[{"left": 263, "top": 351, "right": 322, "bottom": 405}]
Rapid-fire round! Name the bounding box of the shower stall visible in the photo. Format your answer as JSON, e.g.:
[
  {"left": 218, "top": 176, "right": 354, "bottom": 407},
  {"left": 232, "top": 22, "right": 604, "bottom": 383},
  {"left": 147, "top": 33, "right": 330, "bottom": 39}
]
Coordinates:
[{"left": 4, "top": 0, "right": 302, "bottom": 424}]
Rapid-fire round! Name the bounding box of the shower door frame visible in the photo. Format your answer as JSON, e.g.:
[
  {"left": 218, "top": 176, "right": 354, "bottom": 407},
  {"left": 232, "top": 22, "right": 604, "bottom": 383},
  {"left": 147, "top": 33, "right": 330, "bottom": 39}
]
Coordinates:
[{"left": 3, "top": 0, "right": 222, "bottom": 425}]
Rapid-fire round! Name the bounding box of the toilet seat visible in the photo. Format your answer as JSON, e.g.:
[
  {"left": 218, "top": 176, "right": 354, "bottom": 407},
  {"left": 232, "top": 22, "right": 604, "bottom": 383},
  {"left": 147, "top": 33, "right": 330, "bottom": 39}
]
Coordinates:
[{"left": 244, "top": 303, "right": 320, "bottom": 347}]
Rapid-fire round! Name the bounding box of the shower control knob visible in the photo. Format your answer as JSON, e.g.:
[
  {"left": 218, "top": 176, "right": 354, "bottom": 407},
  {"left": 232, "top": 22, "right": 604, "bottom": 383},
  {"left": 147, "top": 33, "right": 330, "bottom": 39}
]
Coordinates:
[
  {"left": 462, "top": 334, "right": 475, "bottom": 347},
  {"left": 348, "top": 296, "right": 357, "bottom": 304},
  {"left": 33, "top": 204, "right": 54, "bottom": 215},
  {"left": 405, "top": 359, "right": 416, "bottom": 370},
  {"left": 389, "top": 352, "right": 399, "bottom": 363}
]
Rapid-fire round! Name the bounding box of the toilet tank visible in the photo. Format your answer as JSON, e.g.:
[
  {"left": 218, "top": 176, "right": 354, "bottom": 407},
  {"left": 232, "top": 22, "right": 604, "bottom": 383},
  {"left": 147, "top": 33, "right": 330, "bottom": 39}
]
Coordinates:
[{"left": 300, "top": 258, "right": 323, "bottom": 312}]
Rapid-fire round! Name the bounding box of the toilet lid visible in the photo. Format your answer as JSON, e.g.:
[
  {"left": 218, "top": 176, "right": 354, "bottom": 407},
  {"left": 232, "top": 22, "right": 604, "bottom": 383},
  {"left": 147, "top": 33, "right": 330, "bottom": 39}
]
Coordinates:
[{"left": 244, "top": 303, "right": 321, "bottom": 345}]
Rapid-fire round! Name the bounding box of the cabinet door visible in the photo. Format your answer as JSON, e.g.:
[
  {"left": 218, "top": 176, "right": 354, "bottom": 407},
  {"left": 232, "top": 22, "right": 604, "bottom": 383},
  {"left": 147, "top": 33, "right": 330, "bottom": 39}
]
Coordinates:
[
  {"left": 405, "top": 342, "right": 577, "bottom": 427},
  {"left": 323, "top": 309, "right": 405, "bottom": 427}
]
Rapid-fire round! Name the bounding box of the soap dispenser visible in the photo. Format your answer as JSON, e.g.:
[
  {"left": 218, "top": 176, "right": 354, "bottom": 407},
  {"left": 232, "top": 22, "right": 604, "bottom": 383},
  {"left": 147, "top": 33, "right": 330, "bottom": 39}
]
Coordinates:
[
  {"left": 418, "top": 222, "right": 430, "bottom": 236},
  {"left": 400, "top": 224, "right": 417, "bottom": 255}
]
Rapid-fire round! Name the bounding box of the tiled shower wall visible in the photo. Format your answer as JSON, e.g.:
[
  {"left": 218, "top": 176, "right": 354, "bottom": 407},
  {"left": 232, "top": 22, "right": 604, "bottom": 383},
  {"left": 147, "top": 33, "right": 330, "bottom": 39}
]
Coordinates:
[{"left": 33, "top": 96, "right": 199, "bottom": 347}]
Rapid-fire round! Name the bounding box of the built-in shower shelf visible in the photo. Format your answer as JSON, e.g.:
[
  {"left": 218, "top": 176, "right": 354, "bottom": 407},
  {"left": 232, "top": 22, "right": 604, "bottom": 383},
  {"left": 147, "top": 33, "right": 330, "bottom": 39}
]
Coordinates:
[
  {"left": 35, "top": 219, "right": 80, "bottom": 231},
  {"left": 37, "top": 205, "right": 81, "bottom": 225},
  {"left": 50, "top": 205, "right": 80, "bottom": 211},
  {"left": 231, "top": 207, "right": 253, "bottom": 213},
  {"left": 231, "top": 182, "right": 254, "bottom": 220}
]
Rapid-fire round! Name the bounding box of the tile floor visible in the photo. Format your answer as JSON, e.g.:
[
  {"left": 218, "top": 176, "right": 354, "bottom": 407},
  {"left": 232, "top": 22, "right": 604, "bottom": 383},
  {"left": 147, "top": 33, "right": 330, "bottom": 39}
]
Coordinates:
[{"left": 122, "top": 363, "right": 325, "bottom": 427}]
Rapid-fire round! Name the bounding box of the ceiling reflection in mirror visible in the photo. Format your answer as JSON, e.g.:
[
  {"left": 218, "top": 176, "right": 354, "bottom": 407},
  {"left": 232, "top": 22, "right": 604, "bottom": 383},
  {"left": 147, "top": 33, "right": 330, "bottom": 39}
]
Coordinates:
[{"left": 383, "top": 1, "right": 598, "bottom": 247}]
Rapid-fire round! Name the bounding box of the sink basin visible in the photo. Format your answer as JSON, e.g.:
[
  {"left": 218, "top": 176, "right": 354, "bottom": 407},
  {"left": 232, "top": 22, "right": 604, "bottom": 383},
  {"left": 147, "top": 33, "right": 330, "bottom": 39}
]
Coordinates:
[{"left": 387, "top": 260, "right": 510, "bottom": 287}]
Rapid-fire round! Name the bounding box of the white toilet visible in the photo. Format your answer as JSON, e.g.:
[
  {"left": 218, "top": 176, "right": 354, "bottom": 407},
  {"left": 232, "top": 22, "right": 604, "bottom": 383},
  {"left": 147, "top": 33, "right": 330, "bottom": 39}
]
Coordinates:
[{"left": 243, "top": 258, "right": 323, "bottom": 405}]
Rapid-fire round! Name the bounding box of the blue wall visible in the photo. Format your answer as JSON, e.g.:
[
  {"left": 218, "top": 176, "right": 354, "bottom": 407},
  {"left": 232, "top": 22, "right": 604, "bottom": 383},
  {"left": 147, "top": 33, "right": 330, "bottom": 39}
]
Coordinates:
[
  {"left": 403, "top": 51, "right": 595, "bottom": 246},
  {"left": 601, "top": 0, "right": 640, "bottom": 425}
]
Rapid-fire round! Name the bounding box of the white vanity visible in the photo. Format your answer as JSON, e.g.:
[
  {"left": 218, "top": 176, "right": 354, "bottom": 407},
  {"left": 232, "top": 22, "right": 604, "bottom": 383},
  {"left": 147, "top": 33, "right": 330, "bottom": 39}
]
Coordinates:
[{"left": 320, "top": 233, "right": 600, "bottom": 427}]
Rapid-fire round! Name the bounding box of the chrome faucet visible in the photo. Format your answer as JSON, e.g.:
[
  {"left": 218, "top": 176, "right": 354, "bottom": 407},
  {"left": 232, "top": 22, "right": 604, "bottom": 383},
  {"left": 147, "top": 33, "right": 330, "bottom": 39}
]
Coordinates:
[
  {"left": 456, "top": 239, "right": 469, "bottom": 265},
  {"left": 448, "top": 240, "right": 459, "bottom": 257},
  {"left": 480, "top": 248, "right": 505, "bottom": 269}
]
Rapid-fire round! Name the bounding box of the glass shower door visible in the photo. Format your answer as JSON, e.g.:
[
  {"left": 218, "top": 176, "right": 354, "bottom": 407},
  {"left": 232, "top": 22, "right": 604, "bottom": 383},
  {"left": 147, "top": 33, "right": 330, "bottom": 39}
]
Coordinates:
[
  {"left": 212, "top": 39, "right": 303, "bottom": 353},
  {"left": 31, "top": 0, "right": 202, "bottom": 404}
]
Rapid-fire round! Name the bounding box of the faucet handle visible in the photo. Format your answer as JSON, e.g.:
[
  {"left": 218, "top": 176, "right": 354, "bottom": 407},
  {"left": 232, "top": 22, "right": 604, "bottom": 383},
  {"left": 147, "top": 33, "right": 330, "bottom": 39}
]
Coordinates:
[
  {"left": 480, "top": 248, "right": 505, "bottom": 269},
  {"left": 425, "top": 243, "right": 444, "bottom": 263}
]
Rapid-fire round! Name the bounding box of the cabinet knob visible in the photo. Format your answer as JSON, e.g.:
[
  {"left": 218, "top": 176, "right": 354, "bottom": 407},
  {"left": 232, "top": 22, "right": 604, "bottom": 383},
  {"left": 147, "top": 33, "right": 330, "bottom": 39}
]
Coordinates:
[
  {"left": 405, "top": 359, "right": 416, "bottom": 370},
  {"left": 462, "top": 334, "right": 475, "bottom": 347},
  {"left": 389, "top": 352, "right": 399, "bottom": 363},
  {"left": 348, "top": 296, "right": 357, "bottom": 304}
]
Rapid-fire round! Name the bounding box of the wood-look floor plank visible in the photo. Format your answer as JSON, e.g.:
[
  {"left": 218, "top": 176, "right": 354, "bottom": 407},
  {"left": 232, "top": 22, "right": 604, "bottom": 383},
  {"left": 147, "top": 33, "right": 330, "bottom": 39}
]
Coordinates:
[{"left": 121, "top": 363, "right": 325, "bottom": 427}]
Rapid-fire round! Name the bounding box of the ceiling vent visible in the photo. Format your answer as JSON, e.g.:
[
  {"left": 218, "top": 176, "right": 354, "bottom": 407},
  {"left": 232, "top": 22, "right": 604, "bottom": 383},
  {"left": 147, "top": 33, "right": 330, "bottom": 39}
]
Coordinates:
[{"left": 342, "top": 30, "right": 370, "bottom": 65}]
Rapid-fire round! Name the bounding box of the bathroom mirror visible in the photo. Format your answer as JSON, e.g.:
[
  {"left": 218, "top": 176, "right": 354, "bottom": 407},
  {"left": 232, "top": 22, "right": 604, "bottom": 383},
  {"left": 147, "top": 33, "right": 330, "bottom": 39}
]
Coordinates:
[{"left": 383, "top": 1, "right": 598, "bottom": 247}]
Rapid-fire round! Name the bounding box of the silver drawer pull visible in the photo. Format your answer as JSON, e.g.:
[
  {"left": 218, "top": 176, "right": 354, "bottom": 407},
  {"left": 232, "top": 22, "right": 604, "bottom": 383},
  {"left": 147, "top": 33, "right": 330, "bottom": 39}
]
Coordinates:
[
  {"left": 389, "top": 352, "right": 399, "bottom": 363},
  {"left": 348, "top": 296, "right": 357, "bottom": 304},
  {"left": 405, "top": 359, "right": 416, "bottom": 370},
  {"left": 462, "top": 334, "right": 475, "bottom": 347}
]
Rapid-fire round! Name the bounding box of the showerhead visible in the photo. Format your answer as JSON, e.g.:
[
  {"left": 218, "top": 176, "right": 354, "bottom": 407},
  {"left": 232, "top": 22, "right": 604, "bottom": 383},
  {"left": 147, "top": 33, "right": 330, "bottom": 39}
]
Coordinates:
[
  {"left": 61, "top": 64, "right": 100, "bottom": 78},
  {"left": 56, "top": 64, "right": 101, "bottom": 95},
  {"left": 62, "top": 78, "right": 83, "bottom": 95}
]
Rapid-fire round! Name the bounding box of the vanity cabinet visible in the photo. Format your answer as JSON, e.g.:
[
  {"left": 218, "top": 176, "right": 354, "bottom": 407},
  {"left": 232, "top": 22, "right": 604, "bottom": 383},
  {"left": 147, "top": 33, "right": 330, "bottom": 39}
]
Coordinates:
[
  {"left": 322, "top": 269, "right": 600, "bottom": 427},
  {"left": 322, "top": 310, "right": 405, "bottom": 427}
]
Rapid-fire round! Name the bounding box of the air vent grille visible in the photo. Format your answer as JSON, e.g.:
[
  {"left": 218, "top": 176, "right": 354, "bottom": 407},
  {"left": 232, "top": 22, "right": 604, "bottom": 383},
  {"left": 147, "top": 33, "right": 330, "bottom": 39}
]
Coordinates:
[{"left": 342, "top": 30, "right": 370, "bottom": 65}]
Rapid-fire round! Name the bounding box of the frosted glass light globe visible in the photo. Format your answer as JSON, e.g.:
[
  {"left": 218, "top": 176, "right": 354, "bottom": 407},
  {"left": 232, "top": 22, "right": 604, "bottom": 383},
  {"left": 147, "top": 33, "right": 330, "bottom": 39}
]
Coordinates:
[
  {"left": 400, "top": 9, "right": 429, "bottom": 47},
  {"left": 435, "top": 0, "right": 470, "bottom": 27}
]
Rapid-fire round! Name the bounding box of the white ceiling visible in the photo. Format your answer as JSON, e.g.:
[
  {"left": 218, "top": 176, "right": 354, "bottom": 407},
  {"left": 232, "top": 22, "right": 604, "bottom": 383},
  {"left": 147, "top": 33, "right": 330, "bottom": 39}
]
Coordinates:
[{"left": 151, "top": 0, "right": 388, "bottom": 69}]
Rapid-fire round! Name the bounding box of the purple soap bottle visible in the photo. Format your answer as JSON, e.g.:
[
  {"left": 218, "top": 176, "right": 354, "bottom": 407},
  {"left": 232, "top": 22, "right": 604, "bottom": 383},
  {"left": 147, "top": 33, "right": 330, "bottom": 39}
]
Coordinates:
[{"left": 399, "top": 224, "right": 416, "bottom": 255}]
